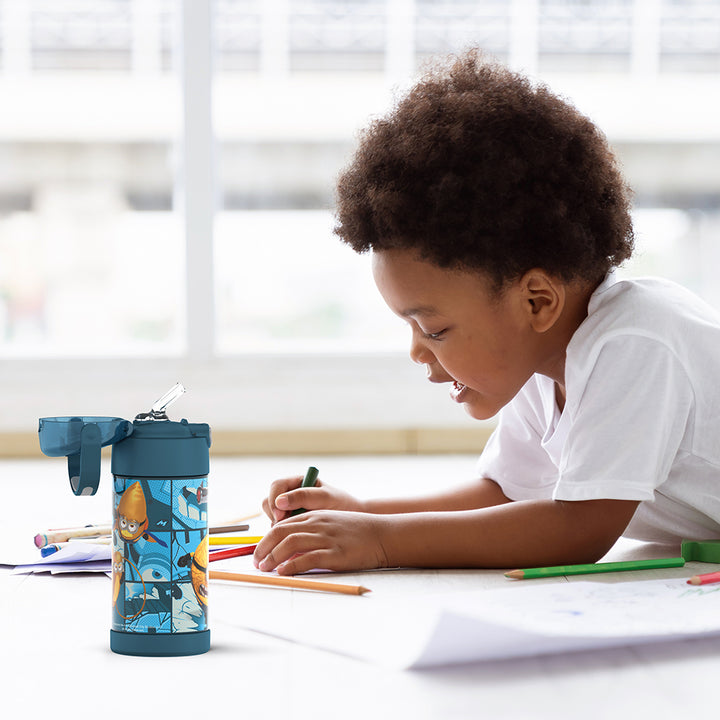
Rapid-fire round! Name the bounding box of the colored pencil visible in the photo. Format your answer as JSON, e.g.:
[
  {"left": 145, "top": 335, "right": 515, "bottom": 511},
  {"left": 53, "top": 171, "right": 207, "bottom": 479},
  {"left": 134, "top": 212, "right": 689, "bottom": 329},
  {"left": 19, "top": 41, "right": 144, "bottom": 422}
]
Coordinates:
[
  {"left": 289, "top": 466, "right": 319, "bottom": 517},
  {"left": 687, "top": 570, "right": 720, "bottom": 586},
  {"left": 209, "top": 570, "right": 370, "bottom": 595},
  {"left": 208, "top": 536, "right": 264, "bottom": 546},
  {"left": 222, "top": 512, "right": 262, "bottom": 523},
  {"left": 505, "top": 557, "right": 685, "bottom": 580},
  {"left": 208, "top": 545, "right": 258, "bottom": 562},
  {"left": 209, "top": 524, "right": 250, "bottom": 534}
]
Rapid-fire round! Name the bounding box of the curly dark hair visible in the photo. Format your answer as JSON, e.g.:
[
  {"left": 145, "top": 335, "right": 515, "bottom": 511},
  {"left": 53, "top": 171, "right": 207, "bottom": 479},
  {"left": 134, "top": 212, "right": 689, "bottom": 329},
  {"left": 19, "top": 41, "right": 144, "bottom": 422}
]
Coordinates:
[{"left": 334, "top": 49, "right": 634, "bottom": 289}]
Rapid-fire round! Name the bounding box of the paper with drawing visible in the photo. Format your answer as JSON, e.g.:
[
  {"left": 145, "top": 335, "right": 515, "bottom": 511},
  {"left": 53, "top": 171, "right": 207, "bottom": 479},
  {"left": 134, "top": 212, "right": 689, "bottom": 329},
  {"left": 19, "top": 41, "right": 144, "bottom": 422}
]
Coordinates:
[{"left": 217, "top": 577, "right": 720, "bottom": 669}]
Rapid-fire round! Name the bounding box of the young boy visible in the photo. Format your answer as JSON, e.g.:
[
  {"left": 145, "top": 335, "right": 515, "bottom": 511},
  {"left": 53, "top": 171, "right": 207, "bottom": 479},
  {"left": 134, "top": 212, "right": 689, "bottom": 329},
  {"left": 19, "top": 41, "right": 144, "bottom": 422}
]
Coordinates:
[{"left": 254, "top": 49, "right": 720, "bottom": 576}]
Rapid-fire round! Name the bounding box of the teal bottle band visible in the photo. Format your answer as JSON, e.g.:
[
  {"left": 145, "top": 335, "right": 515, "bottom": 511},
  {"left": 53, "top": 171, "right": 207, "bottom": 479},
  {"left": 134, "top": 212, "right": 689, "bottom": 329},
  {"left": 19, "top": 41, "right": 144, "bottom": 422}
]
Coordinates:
[{"left": 68, "top": 421, "right": 102, "bottom": 496}]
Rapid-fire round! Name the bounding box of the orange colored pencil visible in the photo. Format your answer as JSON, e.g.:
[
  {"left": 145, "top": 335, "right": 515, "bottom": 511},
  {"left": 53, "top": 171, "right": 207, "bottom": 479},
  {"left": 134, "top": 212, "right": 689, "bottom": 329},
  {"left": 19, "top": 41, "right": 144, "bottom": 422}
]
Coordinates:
[{"left": 209, "top": 570, "right": 370, "bottom": 596}]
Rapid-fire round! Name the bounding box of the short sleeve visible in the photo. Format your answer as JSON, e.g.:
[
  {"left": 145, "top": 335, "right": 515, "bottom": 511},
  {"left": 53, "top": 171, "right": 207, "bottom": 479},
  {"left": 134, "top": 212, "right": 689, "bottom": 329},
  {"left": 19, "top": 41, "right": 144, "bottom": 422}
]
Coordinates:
[
  {"left": 476, "top": 377, "right": 562, "bottom": 500},
  {"left": 554, "top": 334, "right": 695, "bottom": 502}
]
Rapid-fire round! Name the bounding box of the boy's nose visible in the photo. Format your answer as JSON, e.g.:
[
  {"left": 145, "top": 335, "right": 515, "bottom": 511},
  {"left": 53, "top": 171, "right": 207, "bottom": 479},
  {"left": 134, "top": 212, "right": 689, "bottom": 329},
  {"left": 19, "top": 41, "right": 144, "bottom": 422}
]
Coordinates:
[{"left": 409, "top": 331, "right": 436, "bottom": 366}]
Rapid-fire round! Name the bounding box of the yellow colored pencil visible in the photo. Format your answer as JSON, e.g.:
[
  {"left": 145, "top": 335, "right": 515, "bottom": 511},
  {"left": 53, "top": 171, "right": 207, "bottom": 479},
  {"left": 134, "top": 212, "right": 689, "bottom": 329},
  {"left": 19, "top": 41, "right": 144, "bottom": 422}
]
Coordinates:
[
  {"left": 209, "top": 570, "right": 370, "bottom": 596},
  {"left": 208, "top": 536, "right": 264, "bottom": 546}
]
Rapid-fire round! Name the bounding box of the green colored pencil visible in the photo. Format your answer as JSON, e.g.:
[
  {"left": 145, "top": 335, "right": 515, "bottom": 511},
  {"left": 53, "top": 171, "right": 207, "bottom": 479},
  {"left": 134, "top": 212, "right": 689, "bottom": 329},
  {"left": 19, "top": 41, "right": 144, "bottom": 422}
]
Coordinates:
[
  {"left": 505, "top": 556, "right": 685, "bottom": 580},
  {"left": 289, "top": 466, "right": 319, "bottom": 517}
]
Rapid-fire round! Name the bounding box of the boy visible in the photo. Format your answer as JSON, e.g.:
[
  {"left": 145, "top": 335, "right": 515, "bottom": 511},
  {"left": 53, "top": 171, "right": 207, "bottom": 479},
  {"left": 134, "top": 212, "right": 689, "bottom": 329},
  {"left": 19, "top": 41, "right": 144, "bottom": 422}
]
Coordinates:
[{"left": 254, "top": 49, "right": 720, "bottom": 576}]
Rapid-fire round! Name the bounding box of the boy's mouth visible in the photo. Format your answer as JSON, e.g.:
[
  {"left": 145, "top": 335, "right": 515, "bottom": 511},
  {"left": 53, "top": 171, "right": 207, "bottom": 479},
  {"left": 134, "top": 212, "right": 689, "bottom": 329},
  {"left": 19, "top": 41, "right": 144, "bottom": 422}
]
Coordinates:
[{"left": 450, "top": 380, "right": 469, "bottom": 403}]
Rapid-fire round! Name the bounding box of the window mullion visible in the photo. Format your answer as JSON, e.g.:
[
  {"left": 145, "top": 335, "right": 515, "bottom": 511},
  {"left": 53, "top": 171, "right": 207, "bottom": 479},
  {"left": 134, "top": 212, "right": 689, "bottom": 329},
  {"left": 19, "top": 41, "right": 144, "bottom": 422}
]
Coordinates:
[{"left": 179, "top": 0, "right": 216, "bottom": 361}]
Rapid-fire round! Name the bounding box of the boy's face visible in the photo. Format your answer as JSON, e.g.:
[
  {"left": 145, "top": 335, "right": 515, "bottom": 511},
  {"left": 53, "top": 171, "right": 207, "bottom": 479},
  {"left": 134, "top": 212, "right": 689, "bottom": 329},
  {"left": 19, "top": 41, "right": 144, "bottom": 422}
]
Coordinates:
[{"left": 372, "top": 248, "right": 548, "bottom": 420}]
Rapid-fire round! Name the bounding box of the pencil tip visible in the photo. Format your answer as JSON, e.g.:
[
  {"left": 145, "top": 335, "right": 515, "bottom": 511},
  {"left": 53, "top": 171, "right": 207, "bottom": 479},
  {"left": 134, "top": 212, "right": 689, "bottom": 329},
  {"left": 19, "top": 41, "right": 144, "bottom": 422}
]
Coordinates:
[
  {"left": 687, "top": 577, "right": 701, "bottom": 585},
  {"left": 504, "top": 570, "right": 523, "bottom": 579},
  {"left": 359, "top": 587, "right": 371, "bottom": 595}
]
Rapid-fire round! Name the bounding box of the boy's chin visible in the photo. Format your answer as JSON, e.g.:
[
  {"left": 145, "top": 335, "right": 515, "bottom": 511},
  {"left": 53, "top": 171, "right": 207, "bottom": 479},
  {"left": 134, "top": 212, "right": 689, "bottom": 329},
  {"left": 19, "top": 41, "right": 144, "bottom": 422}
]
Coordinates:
[{"left": 460, "top": 397, "right": 502, "bottom": 422}]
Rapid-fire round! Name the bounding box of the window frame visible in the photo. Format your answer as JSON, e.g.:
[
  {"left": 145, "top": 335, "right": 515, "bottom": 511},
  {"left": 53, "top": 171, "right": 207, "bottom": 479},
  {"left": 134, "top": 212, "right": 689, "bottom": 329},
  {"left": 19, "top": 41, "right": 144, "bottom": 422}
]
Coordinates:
[{"left": 1, "top": 1, "right": 475, "bottom": 437}]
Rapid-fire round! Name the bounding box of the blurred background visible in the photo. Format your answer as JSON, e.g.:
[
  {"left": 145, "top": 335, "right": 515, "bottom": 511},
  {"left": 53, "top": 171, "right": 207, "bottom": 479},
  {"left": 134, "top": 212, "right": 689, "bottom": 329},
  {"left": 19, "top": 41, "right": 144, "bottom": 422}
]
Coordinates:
[{"left": 1, "top": 0, "right": 719, "bottom": 454}]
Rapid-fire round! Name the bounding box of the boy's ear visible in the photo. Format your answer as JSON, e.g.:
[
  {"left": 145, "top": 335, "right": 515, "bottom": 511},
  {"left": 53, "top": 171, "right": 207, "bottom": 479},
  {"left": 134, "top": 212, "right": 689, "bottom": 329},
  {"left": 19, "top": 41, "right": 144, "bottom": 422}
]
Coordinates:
[{"left": 519, "top": 269, "right": 565, "bottom": 333}]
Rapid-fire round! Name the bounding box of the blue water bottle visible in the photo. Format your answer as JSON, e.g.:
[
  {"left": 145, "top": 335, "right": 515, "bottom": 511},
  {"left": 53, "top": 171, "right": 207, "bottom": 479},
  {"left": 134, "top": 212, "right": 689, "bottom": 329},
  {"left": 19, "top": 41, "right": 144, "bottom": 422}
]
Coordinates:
[{"left": 39, "top": 383, "right": 212, "bottom": 657}]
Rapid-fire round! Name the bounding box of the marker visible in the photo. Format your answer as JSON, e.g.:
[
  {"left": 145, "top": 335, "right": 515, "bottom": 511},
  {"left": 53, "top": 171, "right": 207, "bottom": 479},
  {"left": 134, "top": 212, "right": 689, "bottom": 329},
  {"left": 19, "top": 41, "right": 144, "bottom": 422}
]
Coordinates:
[
  {"left": 289, "top": 466, "right": 319, "bottom": 517},
  {"left": 207, "top": 536, "right": 264, "bottom": 546},
  {"left": 40, "top": 544, "right": 62, "bottom": 558},
  {"left": 687, "top": 570, "right": 720, "bottom": 586},
  {"left": 34, "top": 524, "right": 113, "bottom": 548},
  {"left": 208, "top": 545, "right": 258, "bottom": 562},
  {"left": 68, "top": 536, "right": 111, "bottom": 545},
  {"left": 504, "top": 557, "right": 686, "bottom": 580}
]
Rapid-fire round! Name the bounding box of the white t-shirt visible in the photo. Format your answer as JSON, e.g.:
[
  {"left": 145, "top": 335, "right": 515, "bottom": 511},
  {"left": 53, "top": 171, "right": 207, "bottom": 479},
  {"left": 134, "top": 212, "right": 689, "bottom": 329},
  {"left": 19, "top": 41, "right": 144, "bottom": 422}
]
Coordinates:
[{"left": 476, "top": 273, "right": 720, "bottom": 543}]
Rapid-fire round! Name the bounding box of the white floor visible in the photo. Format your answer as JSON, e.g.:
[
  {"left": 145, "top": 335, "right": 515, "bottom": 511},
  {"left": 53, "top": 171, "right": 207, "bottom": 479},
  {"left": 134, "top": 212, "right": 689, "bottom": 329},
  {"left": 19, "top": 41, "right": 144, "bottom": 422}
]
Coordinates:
[{"left": 3, "top": 455, "right": 719, "bottom": 720}]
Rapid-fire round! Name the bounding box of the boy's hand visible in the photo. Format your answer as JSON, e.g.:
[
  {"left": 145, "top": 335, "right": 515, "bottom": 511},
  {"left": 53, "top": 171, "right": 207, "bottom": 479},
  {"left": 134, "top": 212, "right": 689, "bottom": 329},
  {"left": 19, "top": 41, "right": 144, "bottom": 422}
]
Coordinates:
[
  {"left": 253, "top": 510, "right": 389, "bottom": 575},
  {"left": 261, "top": 475, "right": 364, "bottom": 524}
]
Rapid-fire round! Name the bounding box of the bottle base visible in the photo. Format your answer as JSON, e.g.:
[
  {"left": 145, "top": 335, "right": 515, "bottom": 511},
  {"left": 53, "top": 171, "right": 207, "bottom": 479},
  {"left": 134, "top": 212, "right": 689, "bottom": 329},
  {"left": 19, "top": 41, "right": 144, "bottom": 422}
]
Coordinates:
[{"left": 110, "top": 629, "right": 210, "bottom": 656}]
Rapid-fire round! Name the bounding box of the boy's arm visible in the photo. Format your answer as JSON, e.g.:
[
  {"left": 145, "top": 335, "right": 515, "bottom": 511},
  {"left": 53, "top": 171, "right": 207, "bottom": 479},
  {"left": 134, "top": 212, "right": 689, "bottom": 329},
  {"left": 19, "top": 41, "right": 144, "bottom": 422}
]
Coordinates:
[
  {"left": 361, "top": 476, "right": 512, "bottom": 514},
  {"left": 378, "top": 496, "right": 640, "bottom": 569},
  {"left": 255, "top": 495, "right": 640, "bottom": 574},
  {"left": 266, "top": 475, "right": 509, "bottom": 525}
]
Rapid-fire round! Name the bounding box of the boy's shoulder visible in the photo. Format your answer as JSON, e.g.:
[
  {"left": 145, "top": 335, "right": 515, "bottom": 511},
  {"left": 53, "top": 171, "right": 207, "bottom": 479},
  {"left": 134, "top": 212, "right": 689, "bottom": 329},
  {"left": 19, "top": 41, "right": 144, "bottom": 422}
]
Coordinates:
[
  {"left": 567, "top": 274, "right": 720, "bottom": 374},
  {"left": 583, "top": 274, "right": 720, "bottom": 341}
]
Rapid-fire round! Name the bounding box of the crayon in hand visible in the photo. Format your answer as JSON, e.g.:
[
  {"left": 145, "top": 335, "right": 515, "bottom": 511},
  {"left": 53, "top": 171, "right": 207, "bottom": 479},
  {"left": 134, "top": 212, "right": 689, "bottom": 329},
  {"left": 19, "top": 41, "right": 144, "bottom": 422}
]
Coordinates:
[{"left": 289, "top": 466, "right": 319, "bottom": 517}]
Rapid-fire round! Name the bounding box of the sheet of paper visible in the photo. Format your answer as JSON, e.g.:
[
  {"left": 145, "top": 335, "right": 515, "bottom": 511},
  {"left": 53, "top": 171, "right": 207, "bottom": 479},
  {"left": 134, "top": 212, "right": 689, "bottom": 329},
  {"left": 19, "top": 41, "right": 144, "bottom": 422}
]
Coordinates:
[
  {"left": 12, "top": 559, "right": 112, "bottom": 575},
  {"left": 217, "top": 577, "right": 720, "bottom": 669},
  {"left": 10, "top": 542, "right": 111, "bottom": 573}
]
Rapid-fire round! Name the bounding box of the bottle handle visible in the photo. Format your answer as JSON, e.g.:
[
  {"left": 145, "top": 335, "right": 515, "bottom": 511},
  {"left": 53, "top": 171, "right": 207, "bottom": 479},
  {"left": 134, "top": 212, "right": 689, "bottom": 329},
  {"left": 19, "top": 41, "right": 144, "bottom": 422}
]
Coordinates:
[{"left": 67, "top": 421, "right": 102, "bottom": 496}]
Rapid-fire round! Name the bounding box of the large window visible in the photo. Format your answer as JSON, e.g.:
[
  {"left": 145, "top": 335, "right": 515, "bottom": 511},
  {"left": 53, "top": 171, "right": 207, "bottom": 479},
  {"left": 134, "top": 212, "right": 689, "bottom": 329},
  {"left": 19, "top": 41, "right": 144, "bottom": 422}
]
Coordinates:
[
  {"left": 2, "top": 0, "right": 720, "bottom": 436},
  {"left": 0, "top": 0, "right": 183, "bottom": 356}
]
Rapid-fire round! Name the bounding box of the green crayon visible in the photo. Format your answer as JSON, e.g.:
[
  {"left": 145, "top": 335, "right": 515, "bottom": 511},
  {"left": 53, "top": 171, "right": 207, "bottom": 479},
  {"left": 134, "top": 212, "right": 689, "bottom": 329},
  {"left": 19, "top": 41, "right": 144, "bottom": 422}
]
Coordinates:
[{"left": 289, "top": 466, "right": 319, "bottom": 517}]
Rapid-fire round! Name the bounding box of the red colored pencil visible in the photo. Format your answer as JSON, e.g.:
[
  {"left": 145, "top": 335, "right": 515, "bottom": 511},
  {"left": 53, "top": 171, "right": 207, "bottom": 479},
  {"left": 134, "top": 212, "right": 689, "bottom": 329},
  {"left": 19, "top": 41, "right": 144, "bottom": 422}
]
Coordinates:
[
  {"left": 687, "top": 570, "right": 720, "bottom": 586},
  {"left": 209, "top": 544, "right": 258, "bottom": 562}
]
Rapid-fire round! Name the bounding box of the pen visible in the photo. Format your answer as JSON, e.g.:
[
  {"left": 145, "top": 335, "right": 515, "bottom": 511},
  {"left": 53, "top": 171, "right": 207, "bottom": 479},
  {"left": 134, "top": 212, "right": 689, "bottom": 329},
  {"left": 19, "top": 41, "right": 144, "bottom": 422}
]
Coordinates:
[
  {"left": 209, "top": 545, "right": 258, "bottom": 562},
  {"left": 505, "top": 557, "right": 686, "bottom": 580},
  {"left": 208, "top": 536, "right": 264, "bottom": 546},
  {"left": 289, "top": 466, "right": 319, "bottom": 517},
  {"left": 687, "top": 570, "right": 720, "bottom": 586}
]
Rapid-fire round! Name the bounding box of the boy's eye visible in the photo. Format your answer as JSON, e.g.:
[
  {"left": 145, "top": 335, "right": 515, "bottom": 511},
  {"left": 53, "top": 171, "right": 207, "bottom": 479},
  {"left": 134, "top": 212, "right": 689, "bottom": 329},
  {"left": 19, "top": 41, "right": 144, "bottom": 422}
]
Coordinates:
[{"left": 423, "top": 329, "right": 447, "bottom": 340}]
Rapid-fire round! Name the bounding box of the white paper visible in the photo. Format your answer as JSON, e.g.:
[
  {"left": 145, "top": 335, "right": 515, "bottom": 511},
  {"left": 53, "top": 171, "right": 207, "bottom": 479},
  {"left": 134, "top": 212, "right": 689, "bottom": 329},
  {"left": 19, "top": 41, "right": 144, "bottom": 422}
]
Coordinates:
[
  {"left": 221, "top": 578, "right": 720, "bottom": 669},
  {"left": 10, "top": 543, "right": 111, "bottom": 574}
]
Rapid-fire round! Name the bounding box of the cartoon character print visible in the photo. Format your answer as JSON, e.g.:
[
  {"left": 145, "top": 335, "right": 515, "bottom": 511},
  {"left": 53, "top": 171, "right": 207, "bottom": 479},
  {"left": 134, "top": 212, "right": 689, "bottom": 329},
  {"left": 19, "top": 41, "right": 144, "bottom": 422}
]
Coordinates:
[
  {"left": 190, "top": 535, "right": 209, "bottom": 610},
  {"left": 113, "top": 477, "right": 208, "bottom": 634},
  {"left": 112, "top": 549, "right": 146, "bottom": 620},
  {"left": 114, "top": 481, "right": 167, "bottom": 547},
  {"left": 112, "top": 551, "right": 123, "bottom": 606},
  {"left": 179, "top": 534, "right": 209, "bottom": 612}
]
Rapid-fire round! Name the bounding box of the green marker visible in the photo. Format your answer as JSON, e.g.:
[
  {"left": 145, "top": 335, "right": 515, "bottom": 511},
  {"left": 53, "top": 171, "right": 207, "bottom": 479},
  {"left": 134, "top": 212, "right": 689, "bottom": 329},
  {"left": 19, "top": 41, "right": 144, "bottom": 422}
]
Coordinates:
[
  {"left": 505, "top": 556, "right": 685, "bottom": 580},
  {"left": 289, "top": 466, "right": 319, "bottom": 517}
]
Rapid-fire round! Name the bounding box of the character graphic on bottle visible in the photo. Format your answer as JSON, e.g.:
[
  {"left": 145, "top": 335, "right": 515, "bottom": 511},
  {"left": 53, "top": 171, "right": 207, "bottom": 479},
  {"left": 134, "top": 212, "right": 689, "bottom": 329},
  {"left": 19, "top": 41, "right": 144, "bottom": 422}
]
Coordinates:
[
  {"left": 178, "top": 534, "right": 209, "bottom": 618},
  {"left": 114, "top": 480, "right": 167, "bottom": 546},
  {"left": 112, "top": 549, "right": 146, "bottom": 620},
  {"left": 190, "top": 534, "right": 209, "bottom": 611}
]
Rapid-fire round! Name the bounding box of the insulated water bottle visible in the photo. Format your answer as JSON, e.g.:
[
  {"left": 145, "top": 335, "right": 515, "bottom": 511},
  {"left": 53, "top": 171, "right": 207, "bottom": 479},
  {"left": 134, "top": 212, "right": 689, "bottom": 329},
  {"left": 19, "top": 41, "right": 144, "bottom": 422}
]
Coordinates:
[{"left": 38, "top": 384, "right": 212, "bottom": 657}]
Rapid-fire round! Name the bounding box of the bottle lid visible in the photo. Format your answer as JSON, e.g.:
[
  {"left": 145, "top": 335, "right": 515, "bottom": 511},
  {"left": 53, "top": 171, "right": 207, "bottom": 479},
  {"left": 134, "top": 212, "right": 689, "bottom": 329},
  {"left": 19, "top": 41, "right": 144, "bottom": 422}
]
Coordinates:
[{"left": 111, "top": 419, "right": 211, "bottom": 478}]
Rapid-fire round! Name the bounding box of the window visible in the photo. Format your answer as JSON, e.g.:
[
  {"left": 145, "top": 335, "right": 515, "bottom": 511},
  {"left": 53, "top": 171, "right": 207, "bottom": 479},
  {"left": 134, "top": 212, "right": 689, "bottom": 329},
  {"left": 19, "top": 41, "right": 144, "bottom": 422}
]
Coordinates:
[
  {"left": 0, "top": 0, "right": 183, "bottom": 356},
  {"left": 2, "top": 0, "right": 720, "bottom": 440}
]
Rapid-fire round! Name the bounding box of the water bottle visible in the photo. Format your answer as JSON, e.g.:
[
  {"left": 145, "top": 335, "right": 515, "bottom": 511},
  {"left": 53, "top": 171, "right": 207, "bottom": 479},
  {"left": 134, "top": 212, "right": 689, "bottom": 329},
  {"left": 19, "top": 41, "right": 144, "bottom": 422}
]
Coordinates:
[{"left": 38, "top": 384, "right": 212, "bottom": 657}]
